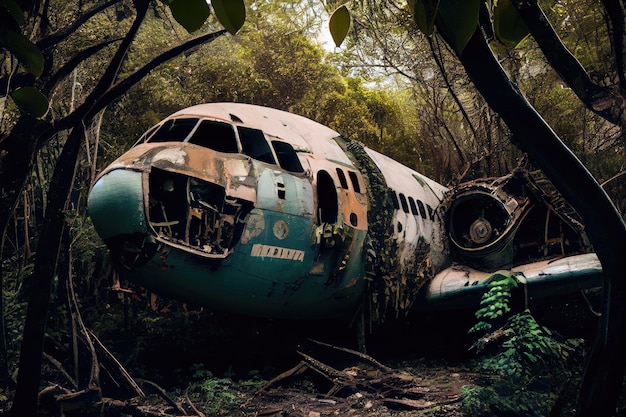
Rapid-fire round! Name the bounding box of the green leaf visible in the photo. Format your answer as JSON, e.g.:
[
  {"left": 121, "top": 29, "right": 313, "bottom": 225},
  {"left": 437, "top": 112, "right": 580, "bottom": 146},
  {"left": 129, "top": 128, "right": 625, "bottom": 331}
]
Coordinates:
[
  {"left": 494, "top": 0, "right": 530, "bottom": 48},
  {"left": 0, "top": 0, "right": 25, "bottom": 27},
  {"left": 409, "top": 0, "right": 439, "bottom": 36},
  {"left": 211, "top": 0, "right": 246, "bottom": 35},
  {"left": 11, "top": 86, "right": 49, "bottom": 117},
  {"left": 329, "top": 5, "right": 350, "bottom": 47},
  {"left": 169, "top": 0, "right": 210, "bottom": 33},
  {"left": 2, "top": 29, "right": 44, "bottom": 77},
  {"left": 435, "top": 0, "right": 481, "bottom": 55}
]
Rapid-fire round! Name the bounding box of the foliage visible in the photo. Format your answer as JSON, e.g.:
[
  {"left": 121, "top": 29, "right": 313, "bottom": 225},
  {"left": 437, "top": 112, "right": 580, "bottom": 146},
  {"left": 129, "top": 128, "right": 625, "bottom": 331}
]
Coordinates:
[
  {"left": 184, "top": 367, "right": 264, "bottom": 416},
  {"left": 468, "top": 271, "right": 519, "bottom": 336},
  {"left": 464, "top": 272, "right": 584, "bottom": 416}
]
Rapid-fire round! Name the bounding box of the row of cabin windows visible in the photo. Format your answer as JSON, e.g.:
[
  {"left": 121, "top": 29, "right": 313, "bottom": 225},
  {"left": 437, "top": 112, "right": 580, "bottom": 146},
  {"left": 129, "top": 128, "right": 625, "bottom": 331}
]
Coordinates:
[
  {"left": 335, "top": 168, "right": 362, "bottom": 194},
  {"left": 142, "top": 117, "right": 304, "bottom": 173},
  {"left": 390, "top": 190, "right": 433, "bottom": 220}
]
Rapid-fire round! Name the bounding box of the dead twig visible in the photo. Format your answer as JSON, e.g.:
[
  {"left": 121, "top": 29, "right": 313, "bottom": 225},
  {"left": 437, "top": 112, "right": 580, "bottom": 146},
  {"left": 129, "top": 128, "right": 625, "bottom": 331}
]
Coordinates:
[
  {"left": 308, "top": 339, "right": 392, "bottom": 372},
  {"left": 135, "top": 378, "right": 186, "bottom": 415},
  {"left": 89, "top": 331, "right": 145, "bottom": 397},
  {"left": 184, "top": 386, "right": 207, "bottom": 417},
  {"left": 256, "top": 361, "right": 308, "bottom": 393}
]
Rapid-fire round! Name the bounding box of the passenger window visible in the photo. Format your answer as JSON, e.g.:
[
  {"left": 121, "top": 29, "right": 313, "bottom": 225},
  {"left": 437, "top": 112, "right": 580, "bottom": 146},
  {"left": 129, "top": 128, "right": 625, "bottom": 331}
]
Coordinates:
[
  {"left": 336, "top": 168, "right": 349, "bottom": 189},
  {"left": 426, "top": 204, "right": 434, "bottom": 219},
  {"left": 416, "top": 200, "right": 427, "bottom": 218},
  {"left": 408, "top": 197, "right": 418, "bottom": 215},
  {"left": 271, "top": 141, "right": 304, "bottom": 172},
  {"left": 390, "top": 190, "right": 400, "bottom": 210},
  {"left": 188, "top": 120, "right": 239, "bottom": 153},
  {"left": 148, "top": 118, "right": 199, "bottom": 143},
  {"left": 238, "top": 127, "right": 276, "bottom": 164},
  {"left": 399, "top": 193, "right": 409, "bottom": 213},
  {"left": 348, "top": 171, "right": 361, "bottom": 193}
]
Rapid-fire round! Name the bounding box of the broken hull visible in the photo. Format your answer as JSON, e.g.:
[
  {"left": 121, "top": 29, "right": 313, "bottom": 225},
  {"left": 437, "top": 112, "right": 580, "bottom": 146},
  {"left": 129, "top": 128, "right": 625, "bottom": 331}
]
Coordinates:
[{"left": 89, "top": 168, "right": 367, "bottom": 319}]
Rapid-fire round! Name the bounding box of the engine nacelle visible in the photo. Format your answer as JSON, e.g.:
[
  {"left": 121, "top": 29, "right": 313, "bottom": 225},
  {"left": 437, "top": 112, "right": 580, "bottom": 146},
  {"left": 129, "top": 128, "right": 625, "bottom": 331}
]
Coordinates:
[{"left": 442, "top": 174, "right": 531, "bottom": 270}]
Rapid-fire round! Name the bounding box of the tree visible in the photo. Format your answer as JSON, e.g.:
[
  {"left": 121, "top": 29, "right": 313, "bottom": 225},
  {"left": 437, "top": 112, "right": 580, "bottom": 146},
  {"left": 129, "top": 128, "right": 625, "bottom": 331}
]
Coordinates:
[
  {"left": 388, "top": 1, "right": 625, "bottom": 416},
  {"left": 0, "top": 0, "right": 245, "bottom": 414}
]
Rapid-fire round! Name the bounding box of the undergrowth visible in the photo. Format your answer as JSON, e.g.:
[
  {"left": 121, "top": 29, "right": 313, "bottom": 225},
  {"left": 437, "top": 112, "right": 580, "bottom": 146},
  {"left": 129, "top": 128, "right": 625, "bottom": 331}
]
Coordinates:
[
  {"left": 461, "top": 271, "right": 584, "bottom": 417},
  {"left": 183, "top": 364, "right": 264, "bottom": 416}
]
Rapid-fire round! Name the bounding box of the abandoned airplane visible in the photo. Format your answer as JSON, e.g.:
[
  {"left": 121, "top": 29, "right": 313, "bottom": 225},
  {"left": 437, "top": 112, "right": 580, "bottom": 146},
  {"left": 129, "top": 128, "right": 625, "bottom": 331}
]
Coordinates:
[{"left": 87, "top": 102, "right": 602, "bottom": 322}]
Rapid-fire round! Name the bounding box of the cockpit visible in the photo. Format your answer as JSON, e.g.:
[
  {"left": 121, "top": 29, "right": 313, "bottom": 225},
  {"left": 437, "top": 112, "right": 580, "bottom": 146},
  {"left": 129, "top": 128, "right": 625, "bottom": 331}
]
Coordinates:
[{"left": 138, "top": 117, "right": 305, "bottom": 173}]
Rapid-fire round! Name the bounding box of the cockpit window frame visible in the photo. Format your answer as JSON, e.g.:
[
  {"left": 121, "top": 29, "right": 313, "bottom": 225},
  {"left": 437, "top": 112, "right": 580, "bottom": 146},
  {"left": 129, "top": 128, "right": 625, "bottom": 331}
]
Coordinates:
[
  {"left": 238, "top": 126, "right": 277, "bottom": 164},
  {"left": 271, "top": 140, "right": 305, "bottom": 173},
  {"left": 136, "top": 116, "right": 308, "bottom": 174},
  {"left": 187, "top": 119, "right": 240, "bottom": 153},
  {"left": 146, "top": 117, "right": 201, "bottom": 144}
]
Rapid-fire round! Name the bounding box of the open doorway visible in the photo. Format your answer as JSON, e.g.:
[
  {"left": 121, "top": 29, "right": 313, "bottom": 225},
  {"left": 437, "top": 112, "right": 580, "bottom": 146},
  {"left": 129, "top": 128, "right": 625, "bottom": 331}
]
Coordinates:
[{"left": 317, "top": 171, "right": 338, "bottom": 224}]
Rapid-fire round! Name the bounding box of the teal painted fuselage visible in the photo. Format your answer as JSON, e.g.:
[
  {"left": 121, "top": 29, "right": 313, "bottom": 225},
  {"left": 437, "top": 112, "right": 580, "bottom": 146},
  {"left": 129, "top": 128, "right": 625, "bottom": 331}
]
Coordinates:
[{"left": 88, "top": 103, "right": 602, "bottom": 322}]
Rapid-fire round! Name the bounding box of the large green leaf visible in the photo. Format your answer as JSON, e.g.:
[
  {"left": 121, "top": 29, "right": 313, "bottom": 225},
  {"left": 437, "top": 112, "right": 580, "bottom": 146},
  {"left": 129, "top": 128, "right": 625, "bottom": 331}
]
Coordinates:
[
  {"left": 408, "top": 0, "right": 439, "bottom": 36},
  {"left": 436, "top": 0, "right": 480, "bottom": 54},
  {"left": 329, "top": 5, "right": 351, "bottom": 47},
  {"left": 1, "top": 29, "right": 44, "bottom": 77},
  {"left": 11, "top": 86, "right": 49, "bottom": 118},
  {"left": 211, "top": 0, "right": 246, "bottom": 35},
  {"left": 169, "top": 0, "right": 210, "bottom": 33},
  {"left": 0, "top": 0, "right": 25, "bottom": 27},
  {"left": 494, "top": 0, "right": 530, "bottom": 48}
]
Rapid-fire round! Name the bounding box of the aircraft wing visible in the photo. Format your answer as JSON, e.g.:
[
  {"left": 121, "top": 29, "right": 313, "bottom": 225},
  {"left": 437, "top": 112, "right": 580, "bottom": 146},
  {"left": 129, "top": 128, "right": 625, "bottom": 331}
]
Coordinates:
[{"left": 417, "top": 253, "right": 603, "bottom": 309}]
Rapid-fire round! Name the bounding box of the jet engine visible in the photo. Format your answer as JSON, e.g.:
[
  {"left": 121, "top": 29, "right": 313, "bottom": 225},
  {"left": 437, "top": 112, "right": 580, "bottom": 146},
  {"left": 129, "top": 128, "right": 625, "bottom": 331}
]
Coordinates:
[
  {"left": 445, "top": 178, "right": 530, "bottom": 269},
  {"left": 447, "top": 183, "right": 528, "bottom": 261},
  {"left": 440, "top": 169, "right": 591, "bottom": 271}
]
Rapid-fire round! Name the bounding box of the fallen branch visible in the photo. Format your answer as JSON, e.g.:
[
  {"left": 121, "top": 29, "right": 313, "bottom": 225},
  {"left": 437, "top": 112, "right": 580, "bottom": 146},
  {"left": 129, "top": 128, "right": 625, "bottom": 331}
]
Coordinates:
[
  {"left": 136, "top": 378, "right": 186, "bottom": 415},
  {"left": 256, "top": 361, "right": 308, "bottom": 393},
  {"left": 307, "top": 339, "right": 392, "bottom": 372},
  {"left": 43, "top": 352, "right": 78, "bottom": 390},
  {"left": 89, "top": 331, "right": 145, "bottom": 398},
  {"left": 184, "top": 386, "right": 207, "bottom": 417}
]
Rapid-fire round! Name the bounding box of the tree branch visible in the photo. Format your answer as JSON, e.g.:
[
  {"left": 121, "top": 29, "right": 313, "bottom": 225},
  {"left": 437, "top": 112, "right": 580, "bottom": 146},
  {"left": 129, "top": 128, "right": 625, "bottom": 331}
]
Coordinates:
[
  {"left": 36, "top": 0, "right": 121, "bottom": 50},
  {"left": 600, "top": 0, "right": 626, "bottom": 92},
  {"left": 459, "top": 26, "right": 626, "bottom": 417},
  {"left": 510, "top": 0, "right": 621, "bottom": 122},
  {"left": 35, "top": 29, "right": 227, "bottom": 149},
  {"left": 43, "top": 38, "right": 122, "bottom": 96},
  {"left": 88, "top": 29, "right": 227, "bottom": 119}
]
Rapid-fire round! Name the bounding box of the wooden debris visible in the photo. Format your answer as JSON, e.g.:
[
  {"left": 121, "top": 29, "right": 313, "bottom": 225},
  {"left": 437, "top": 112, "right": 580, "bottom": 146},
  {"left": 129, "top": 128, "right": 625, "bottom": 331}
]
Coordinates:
[{"left": 254, "top": 339, "right": 474, "bottom": 414}]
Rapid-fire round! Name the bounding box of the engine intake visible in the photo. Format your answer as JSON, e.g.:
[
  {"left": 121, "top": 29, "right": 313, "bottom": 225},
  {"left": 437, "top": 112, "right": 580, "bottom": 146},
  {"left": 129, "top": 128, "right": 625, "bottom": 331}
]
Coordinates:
[{"left": 444, "top": 177, "right": 531, "bottom": 270}]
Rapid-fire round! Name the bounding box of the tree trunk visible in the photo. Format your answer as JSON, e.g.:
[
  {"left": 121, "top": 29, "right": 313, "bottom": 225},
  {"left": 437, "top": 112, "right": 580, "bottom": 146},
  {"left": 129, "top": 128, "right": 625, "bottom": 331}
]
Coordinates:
[
  {"left": 9, "top": 127, "right": 83, "bottom": 416},
  {"left": 458, "top": 28, "right": 626, "bottom": 417}
]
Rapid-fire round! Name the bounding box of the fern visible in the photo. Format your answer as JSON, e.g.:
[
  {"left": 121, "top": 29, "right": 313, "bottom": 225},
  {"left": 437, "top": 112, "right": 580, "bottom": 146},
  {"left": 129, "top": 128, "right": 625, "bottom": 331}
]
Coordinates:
[{"left": 463, "top": 271, "right": 584, "bottom": 416}]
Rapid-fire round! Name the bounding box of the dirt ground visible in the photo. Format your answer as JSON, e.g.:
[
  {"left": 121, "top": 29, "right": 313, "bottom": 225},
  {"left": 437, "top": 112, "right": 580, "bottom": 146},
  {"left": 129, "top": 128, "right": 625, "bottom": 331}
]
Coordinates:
[
  {"left": 238, "top": 358, "right": 479, "bottom": 417},
  {"left": 1, "top": 294, "right": 603, "bottom": 416}
]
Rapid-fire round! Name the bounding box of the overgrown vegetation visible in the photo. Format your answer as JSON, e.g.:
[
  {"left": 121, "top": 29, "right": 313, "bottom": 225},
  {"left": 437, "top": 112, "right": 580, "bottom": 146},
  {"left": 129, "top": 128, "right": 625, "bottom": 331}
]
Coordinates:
[
  {"left": 1, "top": 0, "right": 625, "bottom": 415},
  {"left": 462, "top": 272, "right": 585, "bottom": 416}
]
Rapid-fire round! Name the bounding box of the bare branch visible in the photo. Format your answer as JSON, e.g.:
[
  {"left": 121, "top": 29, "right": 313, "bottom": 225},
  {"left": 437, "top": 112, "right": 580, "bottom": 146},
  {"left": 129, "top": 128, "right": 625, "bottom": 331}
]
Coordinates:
[
  {"left": 510, "top": 0, "right": 621, "bottom": 124},
  {"left": 36, "top": 0, "right": 121, "bottom": 50},
  {"left": 600, "top": 0, "right": 626, "bottom": 92},
  {"left": 43, "top": 38, "right": 122, "bottom": 96}
]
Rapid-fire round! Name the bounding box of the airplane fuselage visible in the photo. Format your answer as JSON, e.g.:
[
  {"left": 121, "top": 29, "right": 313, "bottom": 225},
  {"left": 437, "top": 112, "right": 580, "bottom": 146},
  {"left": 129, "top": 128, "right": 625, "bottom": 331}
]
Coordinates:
[{"left": 88, "top": 103, "right": 447, "bottom": 319}]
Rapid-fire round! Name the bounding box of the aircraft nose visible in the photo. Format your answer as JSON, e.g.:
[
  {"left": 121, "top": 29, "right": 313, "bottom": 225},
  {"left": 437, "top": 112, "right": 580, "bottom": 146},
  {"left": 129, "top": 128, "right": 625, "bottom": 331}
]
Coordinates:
[{"left": 88, "top": 169, "right": 148, "bottom": 240}]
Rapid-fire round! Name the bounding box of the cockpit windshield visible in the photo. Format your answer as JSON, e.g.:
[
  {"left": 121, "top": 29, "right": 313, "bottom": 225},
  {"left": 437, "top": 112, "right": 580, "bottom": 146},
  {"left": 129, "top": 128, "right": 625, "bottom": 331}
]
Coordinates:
[
  {"left": 188, "top": 120, "right": 238, "bottom": 153},
  {"left": 238, "top": 127, "right": 276, "bottom": 164},
  {"left": 147, "top": 118, "right": 199, "bottom": 143},
  {"left": 141, "top": 117, "right": 304, "bottom": 173}
]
